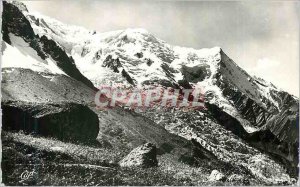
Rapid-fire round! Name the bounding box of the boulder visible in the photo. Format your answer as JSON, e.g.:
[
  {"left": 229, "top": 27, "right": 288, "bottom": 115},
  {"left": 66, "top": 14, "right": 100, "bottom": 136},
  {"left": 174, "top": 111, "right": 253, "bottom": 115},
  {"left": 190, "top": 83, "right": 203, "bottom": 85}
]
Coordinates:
[
  {"left": 208, "top": 170, "right": 225, "bottom": 181},
  {"left": 119, "top": 143, "right": 158, "bottom": 168},
  {"left": 2, "top": 101, "right": 99, "bottom": 143}
]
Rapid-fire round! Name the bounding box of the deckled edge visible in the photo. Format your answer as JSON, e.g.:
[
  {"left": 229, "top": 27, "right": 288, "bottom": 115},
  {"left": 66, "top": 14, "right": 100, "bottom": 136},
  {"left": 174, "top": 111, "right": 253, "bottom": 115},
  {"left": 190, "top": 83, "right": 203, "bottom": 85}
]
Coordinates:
[{"left": 0, "top": 0, "right": 3, "bottom": 186}]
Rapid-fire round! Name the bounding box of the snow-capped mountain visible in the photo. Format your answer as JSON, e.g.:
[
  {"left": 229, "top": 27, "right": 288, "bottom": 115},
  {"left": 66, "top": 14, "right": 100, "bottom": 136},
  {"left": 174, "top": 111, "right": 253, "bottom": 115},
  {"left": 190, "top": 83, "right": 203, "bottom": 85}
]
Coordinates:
[{"left": 1, "top": 1, "right": 299, "bottom": 185}]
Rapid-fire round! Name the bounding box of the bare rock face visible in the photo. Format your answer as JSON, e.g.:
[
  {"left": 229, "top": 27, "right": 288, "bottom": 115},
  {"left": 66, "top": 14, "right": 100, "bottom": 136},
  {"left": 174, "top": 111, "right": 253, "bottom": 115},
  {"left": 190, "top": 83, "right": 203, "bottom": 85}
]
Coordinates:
[{"left": 119, "top": 143, "right": 158, "bottom": 168}]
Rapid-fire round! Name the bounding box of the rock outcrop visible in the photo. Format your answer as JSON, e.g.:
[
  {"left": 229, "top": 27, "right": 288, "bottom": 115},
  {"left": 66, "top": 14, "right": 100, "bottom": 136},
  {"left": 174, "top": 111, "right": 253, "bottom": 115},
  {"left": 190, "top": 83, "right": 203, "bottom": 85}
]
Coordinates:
[{"left": 2, "top": 101, "right": 99, "bottom": 143}]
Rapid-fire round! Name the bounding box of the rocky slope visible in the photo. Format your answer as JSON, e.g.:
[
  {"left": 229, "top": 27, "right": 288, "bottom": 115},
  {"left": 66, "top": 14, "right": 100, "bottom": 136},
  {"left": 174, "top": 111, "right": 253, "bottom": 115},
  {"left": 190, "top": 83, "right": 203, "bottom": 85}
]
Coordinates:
[{"left": 1, "top": 1, "right": 299, "bottom": 185}]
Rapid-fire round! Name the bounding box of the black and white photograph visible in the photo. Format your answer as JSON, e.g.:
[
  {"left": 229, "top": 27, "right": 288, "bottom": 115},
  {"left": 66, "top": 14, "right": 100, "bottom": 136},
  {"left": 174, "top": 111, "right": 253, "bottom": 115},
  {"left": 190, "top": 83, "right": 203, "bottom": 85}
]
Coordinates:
[{"left": 0, "top": 0, "right": 299, "bottom": 186}]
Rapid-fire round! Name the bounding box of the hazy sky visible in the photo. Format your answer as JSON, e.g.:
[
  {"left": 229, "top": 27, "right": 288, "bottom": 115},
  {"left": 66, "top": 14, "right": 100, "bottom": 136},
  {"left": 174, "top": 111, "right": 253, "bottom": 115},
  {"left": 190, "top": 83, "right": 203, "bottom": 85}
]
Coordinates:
[{"left": 24, "top": 0, "right": 299, "bottom": 96}]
